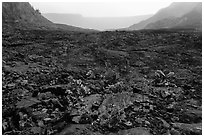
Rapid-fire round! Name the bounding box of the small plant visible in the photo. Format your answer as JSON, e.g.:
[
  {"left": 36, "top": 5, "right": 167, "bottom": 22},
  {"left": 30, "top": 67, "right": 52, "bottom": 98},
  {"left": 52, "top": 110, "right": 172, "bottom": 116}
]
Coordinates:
[{"left": 153, "top": 70, "right": 175, "bottom": 87}]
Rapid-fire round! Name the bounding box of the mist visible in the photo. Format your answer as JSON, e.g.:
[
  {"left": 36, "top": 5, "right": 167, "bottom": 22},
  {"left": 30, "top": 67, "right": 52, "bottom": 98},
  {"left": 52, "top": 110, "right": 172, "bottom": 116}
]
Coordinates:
[{"left": 43, "top": 13, "right": 152, "bottom": 30}]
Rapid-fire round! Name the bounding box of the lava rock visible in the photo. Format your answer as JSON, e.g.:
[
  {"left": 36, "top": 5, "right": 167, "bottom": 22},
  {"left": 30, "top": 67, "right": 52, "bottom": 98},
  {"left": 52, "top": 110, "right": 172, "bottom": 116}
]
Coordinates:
[
  {"left": 40, "top": 85, "right": 67, "bottom": 96},
  {"left": 116, "top": 127, "right": 151, "bottom": 135},
  {"left": 16, "top": 97, "right": 41, "bottom": 108},
  {"left": 179, "top": 109, "right": 202, "bottom": 123},
  {"left": 59, "top": 124, "right": 101, "bottom": 135},
  {"left": 172, "top": 122, "right": 202, "bottom": 135}
]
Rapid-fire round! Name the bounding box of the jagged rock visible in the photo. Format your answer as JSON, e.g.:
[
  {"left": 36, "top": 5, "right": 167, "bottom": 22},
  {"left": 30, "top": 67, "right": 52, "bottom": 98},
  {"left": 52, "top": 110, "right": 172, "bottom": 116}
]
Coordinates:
[
  {"left": 103, "top": 69, "right": 118, "bottom": 84},
  {"left": 131, "top": 77, "right": 151, "bottom": 94},
  {"left": 134, "top": 117, "right": 146, "bottom": 124},
  {"left": 153, "top": 87, "right": 183, "bottom": 99},
  {"left": 170, "top": 128, "right": 181, "bottom": 135},
  {"left": 132, "top": 61, "right": 146, "bottom": 67},
  {"left": 175, "top": 69, "right": 193, "bottom": 80},
  {"left": 38, "top": 92, "right": 54, "bottom": 100},
  {"left": 86, "top": 70, "right": 95, "bottom": 79},
  {"left": 40, "top": 85, "right": 67, "bottom": 96},
  {"left": 51, "top": 98, "right": 64, "bottom": 108},
  {"left": 70, "top": 94, "right": 102, "bottom": 124},
  {"left": 31, "top": 127, "right": 41, "bottom": 134},
  {"left": 59, "top": 124, "right": 101, "bottom": 135},
  {"left": 2, "top": 121, "right": 8, "bottom": 131},
  {"left": 166, "top": 101, "right": 177, "bottom": 113},
  {"left": 124, "top": 121, "right": 133, "bottom": 126},
  {"left": 82, "top": 94, "right": 102, "bottom": 110},
  {"left": 7, "top": 83, "right": 16, "bottom": 88},
  {"left": 157, "top": 117, "right": 170, "bottom": 128},
  {"left": 13, "top": 89, "right": 29, "bottom": 97},
  {"left": 179, "top": 109, "right": 202, "bottom": 123},
  {"left": 99, "top": 92, "right": 149, "bottom": 113},
  {"left": 16, "top": 97, "right": 40, "bottom": 108},
  {"left": 79, "top": 113, "right": 93, "bottom": 124},
  {"left": 37, "top": 120, "right": 44, "bottom": 127},
  {"left": 116, "top": 127, "right": 151, "bottom": 135},
  {"left": 43, "top": 117, "right": 52, "bottom": 122},
  {"left": 41, "top": 108, "right": 48, "bottom": 113},
  {"left": 72, "top": 116, "right": 81, "bottom": 123},
  {"left": 4, "top": 63, "right": 30, "bottom": 74},
  {"left": 21, "top": 80, "right": 28, "bottom": 85},
  {"left": 184, "top": 99, "right": 201, "bottom": 108},
  {"left": 32, "top": 111, "right": 48, "bottom": 119},
  {"left": 172, "top": 122, "right": 202, "bottom": 135},
  {"left": 52, "top": 121, "right": 66, "bottom": 132},
  {"left": 98, "top": 92, "right": 150, "bottom": 126}
]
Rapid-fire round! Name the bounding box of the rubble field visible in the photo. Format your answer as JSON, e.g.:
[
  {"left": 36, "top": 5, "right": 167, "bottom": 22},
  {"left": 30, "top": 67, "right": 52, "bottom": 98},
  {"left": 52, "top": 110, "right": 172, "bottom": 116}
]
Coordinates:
[{"left": 2, "top": 28, "right": 202, "bottom": 135}]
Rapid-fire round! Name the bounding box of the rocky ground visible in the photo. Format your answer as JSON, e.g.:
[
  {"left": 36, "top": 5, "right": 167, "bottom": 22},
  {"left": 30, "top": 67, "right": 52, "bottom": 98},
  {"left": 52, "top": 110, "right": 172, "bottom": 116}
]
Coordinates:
[{"left": 2, "top": 28, "right": 202, "bottom": 135}]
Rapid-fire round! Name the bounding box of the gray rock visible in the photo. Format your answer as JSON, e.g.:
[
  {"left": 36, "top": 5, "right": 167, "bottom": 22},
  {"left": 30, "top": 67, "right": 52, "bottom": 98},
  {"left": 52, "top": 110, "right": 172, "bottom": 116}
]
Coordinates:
[
  {"left": 7, "top": 83, "right": 16, "bottom": 88},
  {"left": 70, "top": 94, "right": 102, "bottom": 124},
  {"left": 133, "top": 61, "right": 146, "bottom": 67},
  {"left": 59, "top": 124, "right": 101, "bottom": 135},
  {"left": 157, "top": 117, "right": 170, "bottom": 128},
  {"left": 98, "top": 92, "right": 150, "bottom": 125},
  {"left": 16, "top": 97, "right": 40, "bottom": 108},
  {"left": 153, "top": 87, "right": 183, "bottom": 99},
  {"left": 99, "top": 92, "right": 149, "bottom": 114},
  {"left": 170, "top": 128, "right": 181, "bottom": 135},
  {"left": 172, "top": 122, "right": 202, "bottom": 134},
  {"left": 31, "top": 127, "right": 41, "bottom": 134},
  {"left": 116, "top": 127, "right": 151, "bottom": 135},
  {"left": 184, "top": 99, "right": 201, "bottom": 109},
  {"left": 175, "top": 69, "right": 193, "bottom": 80},
  {"left": 32, "top": 111, "right": 48, "bottom": 119},
  {"left": 180, "top": 108, "right": 202, "bottom": 123},
  {"left": 40, "top": 85, "right": 67, "bottom": 96},
  {"left": 82, "top": 94, "right": 102, "bottom": 111},
  {"left": 72, "top": 116, "right": 81, "bottom": 123}
]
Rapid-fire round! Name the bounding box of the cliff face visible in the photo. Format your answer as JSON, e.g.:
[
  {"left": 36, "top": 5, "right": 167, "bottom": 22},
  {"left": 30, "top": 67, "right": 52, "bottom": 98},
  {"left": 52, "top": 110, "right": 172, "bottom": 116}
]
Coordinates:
[
  {"left": 2, "top": 2, "right": 96, "bottom": 32},
  {"left": 145, "top": 3, "right": 202, "bottom": 30},
  {"left": 2, "top": 2, "right": 55, "bottom": 29},
  {"left": 128, "top": 2, "right": 201, "bottom": 30}
]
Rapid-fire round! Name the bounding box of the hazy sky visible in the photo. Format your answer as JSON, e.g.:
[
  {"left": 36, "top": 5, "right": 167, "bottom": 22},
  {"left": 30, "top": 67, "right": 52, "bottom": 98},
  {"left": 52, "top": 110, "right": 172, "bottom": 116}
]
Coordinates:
[{"left": 30, "top": 2, "right": 172, "bottom": 17}]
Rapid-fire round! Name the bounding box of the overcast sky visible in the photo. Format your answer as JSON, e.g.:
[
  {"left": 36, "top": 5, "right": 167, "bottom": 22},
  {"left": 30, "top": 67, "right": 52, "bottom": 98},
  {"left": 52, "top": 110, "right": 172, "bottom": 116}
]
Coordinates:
[{"left": 30, "top": 2, "right": 172, "bottom": 17}]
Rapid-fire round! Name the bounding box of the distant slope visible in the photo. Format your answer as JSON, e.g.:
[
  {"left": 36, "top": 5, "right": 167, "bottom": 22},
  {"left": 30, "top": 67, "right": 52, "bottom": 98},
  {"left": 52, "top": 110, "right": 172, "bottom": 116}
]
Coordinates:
[
  {"left": 2, "top": 2, "right": 55, "bottom": 29},
  {"left": 2, "top": 2, "right": 96, "bottom": 32},
  {"left": 43, "top": 13, "right": 152, "bottom": 30},
  {"left": 173, "top": 3, "right": 202, "bottom": 29},
  {"left": 145, "top": 3, "right": 202, "bottom": 30},
  {"left": 144, "top": 17, "right": 180, "bottom": 29},
  {"left": 127, "top": 2, "right": 200, "bottom": 30}
]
